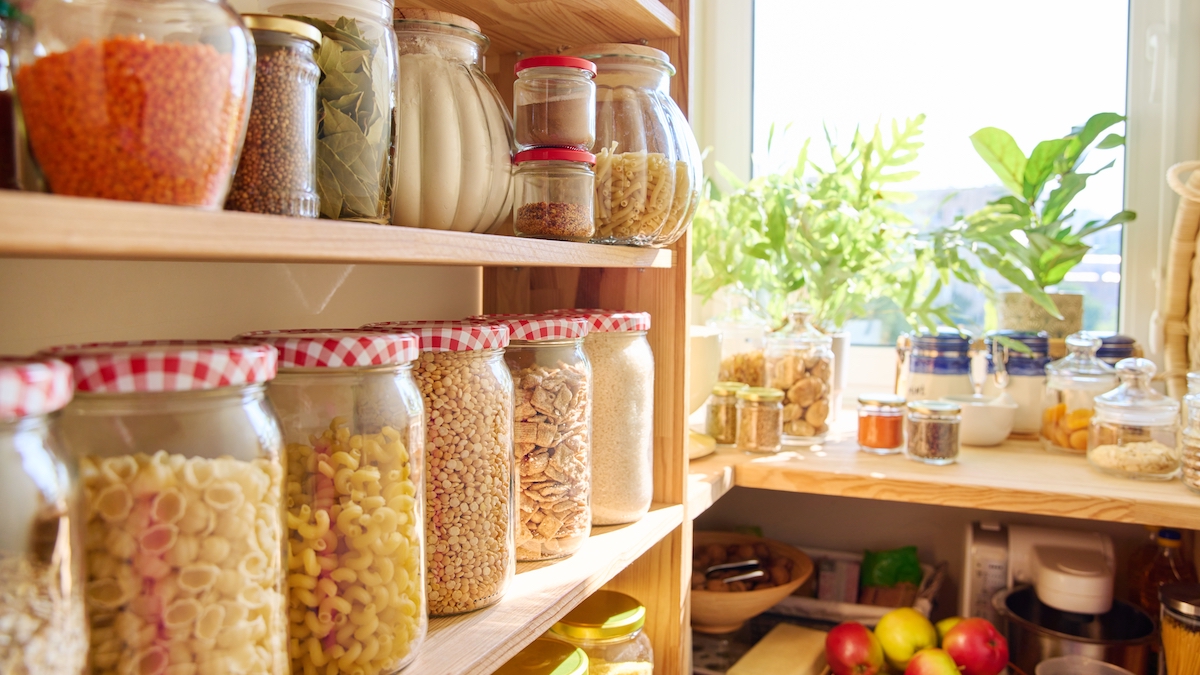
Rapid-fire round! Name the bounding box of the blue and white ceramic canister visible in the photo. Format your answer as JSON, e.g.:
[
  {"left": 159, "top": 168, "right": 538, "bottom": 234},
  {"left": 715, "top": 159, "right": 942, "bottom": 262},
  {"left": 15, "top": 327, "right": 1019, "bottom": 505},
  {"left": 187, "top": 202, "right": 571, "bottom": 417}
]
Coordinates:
[
  {"left": 897, "top": 329, "right": 974, "bottom": 401},
  {"left": 982, "top": 330, "right": 1050, "bottom": 435}
]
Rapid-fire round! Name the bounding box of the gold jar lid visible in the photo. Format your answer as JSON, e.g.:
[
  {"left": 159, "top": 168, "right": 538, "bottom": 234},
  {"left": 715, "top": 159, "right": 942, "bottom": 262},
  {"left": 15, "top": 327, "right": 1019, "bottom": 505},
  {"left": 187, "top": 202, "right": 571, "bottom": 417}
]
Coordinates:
[
  {"left": 550, "top": 590, "right": 646, "bottom": 641},
  {"left": 858, "top": 393, "right": 906, "bottom": 408},
  {"left": 908, "top": 400, "right": 961, "bottom": 417},
  {"left": 737, "top": 387, "right": 784, "bottom": 403},
  {"left": 712, "top": 381, "right": 750, "bottom": 397},
  {"left": 494, "top": 637, "right": 588, "bottom": 675},
  {"left": 240, "top": 14, "right": 323, "bottom": 45}
]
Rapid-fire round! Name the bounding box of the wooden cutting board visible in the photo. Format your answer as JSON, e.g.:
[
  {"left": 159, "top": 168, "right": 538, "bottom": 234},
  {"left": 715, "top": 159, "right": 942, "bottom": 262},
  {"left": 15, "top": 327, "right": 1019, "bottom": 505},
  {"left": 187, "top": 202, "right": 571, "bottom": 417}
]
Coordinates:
[{"left": 728, "top": 623, "right": 829, "bottom": 675}]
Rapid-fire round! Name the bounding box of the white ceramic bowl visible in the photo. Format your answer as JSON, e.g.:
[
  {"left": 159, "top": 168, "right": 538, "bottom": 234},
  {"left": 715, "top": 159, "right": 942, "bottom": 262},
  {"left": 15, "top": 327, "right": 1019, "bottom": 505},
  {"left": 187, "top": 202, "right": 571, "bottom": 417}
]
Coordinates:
[
  {"left": 943, "top": 394, "right": 1017, "bottom": 446},
  {"left": 689, "top": 326, "right": 723, "bottom": 415}
]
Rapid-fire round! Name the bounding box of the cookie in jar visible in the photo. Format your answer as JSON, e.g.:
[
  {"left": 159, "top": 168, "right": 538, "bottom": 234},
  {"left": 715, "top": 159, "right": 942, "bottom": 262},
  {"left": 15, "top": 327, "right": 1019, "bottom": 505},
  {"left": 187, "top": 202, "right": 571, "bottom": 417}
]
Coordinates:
[{"left": 764, "top": 311, "right": 833, "bottom": 445}]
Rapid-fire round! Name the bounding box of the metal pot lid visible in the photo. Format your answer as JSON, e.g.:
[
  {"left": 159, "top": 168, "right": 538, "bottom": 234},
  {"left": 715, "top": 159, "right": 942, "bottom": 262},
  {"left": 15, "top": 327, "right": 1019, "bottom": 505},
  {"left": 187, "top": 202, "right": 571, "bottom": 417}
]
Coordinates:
[
  {"left": 1160, "top": 583, "right": 1200, "bottom": 617},
  {"left": 993, "top": 586, "right": 1156, "bottom": 644}
]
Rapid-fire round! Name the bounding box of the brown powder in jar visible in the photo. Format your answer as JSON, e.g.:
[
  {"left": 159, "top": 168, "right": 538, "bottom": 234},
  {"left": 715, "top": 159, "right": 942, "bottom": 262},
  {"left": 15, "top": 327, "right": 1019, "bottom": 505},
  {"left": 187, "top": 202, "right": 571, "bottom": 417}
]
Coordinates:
[
  {"left": 516, "top": 201, "right": 594, "bottom": 240},
  {"left": 515, "top": 94, "right": 594, "bottom": 148}
]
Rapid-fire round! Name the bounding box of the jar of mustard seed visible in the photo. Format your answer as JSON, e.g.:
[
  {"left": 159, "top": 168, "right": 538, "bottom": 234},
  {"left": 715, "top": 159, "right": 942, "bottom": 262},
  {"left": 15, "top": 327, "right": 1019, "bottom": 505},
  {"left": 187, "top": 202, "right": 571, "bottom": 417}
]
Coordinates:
[
  {"left": 514, "top": 148, "right": 596, "bottom": 241},
  {"left": 906, "top": 400, "right": 961, "bottom": 465},
  {"left": 707, "top": 381, "right": 748, "bottom": 445},
  {"left": 736, "top": 387, "right": 783, "bottom": 454}
]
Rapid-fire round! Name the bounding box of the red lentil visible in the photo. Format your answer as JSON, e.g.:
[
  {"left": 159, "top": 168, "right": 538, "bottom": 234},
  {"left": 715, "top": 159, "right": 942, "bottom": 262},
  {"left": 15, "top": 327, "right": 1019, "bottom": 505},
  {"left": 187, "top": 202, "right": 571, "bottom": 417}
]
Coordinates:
[{"left": 16, "top": 36, "right": 247, "bottom": 207}]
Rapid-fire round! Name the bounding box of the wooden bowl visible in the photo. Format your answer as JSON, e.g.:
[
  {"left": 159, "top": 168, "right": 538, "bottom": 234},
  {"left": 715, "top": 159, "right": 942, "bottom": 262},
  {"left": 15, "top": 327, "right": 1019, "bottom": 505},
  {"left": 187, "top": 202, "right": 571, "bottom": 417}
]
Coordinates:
[{"left": 691, "top": 531, "right": 814, "bottom": 634}]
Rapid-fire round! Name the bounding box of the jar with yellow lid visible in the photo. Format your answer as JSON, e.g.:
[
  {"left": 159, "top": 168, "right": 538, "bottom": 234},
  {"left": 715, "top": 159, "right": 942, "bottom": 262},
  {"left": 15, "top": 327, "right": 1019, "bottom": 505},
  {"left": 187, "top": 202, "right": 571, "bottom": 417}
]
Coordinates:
[
  {"left": 707, "top": 381, "right": 748, "bottom": 445},
  {"left": 736, "top": 387, "right": 784, "bottom": 453},
  {"left": 495, "top": 636, "right": 588, "bottom": 675},
  {"left": 549, "top": 590, "right": 653, "bottom": 674}
]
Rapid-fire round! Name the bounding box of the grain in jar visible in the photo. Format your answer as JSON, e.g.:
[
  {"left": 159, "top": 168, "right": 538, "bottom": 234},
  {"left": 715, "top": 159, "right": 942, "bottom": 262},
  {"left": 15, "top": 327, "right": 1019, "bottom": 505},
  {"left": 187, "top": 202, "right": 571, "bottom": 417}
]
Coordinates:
[
  {"left": 707, "top": 382, "right": 747, "bottom": 446},
  {"left": 47, "top": 341, "right": 288, "bottom": 675},
  {"left": 906, "top": 400, "right": 961, "bottom": 465},
  {"left": 514, "top": 149, "right": 596, "bottom": 242},
  {"left": 764, "top": 311, "right": 833, "bottom": 445},
  {"left": 736, "top": 387, "right": 784, "bottom": 454},
  {"left": 236, "top": 329, "right": 426, "bottom": 673},
  {"left": 361, "top": 321, "right": 515, "bottom": 616}
]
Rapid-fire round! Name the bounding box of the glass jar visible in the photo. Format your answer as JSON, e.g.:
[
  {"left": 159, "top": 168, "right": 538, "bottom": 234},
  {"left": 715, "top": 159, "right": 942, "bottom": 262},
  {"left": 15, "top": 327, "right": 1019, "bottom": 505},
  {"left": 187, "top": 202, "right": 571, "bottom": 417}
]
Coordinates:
[
  {"left": 982, "top": 331, "right": 1049, "bottom": 436},
  {"left": 1159, "top": 582, "right": 1200, "bottom": 675},
  {"left": 736, "top": 387, "right": 783, "bottom": 454},
  {"left": 708, "top": 381, "right": 749, "bottom": 445},
  {"left": 1088, "top": 358, "right": 1180, "bottom": 480},
  {"left": 225, "top": 16, "right": 321, "bottom": 217},
  {"left": 858, "top": 393, "right": 906, "bottom": 455},
  {"left": 391, "top": 8, "right": 514, "bottom": 233},
  {"left": 48, "top": 341, "right": 288, "bottom": 675},
  {"left": 1041, "top": 333, "right": 1118, "bottom": 455},
  {"left": 513, "top": 150, "right": 596, "bottom": 241},
  {"left": 0, "top": 6, "right": 19, "bottom": 190},
  {"left": 0, "top": 358, "right": 88, "bottom": 675},
  {"left": 906, "top": 400, "right": 961, "bottom": 465},
  {"left": 236, "top": 330, "right": 426, "bottom": 673},
  {"left": 549, "top": 590, "right": 653, "bottom": 675},
  {"left": 764, "top": 311, "right": 834, "bottom": 445},
  {"left": 563, "top": 43, "right": 701, "bottom": 248},
  {"left": 17, "top": 0, "right": 252, "bottom": 207},
  {"left": 496, "top": 637, "right": 588, "bottom": 675},
  {"left": 513, "top": 56, "right": 597, "bottom": 151},
  {"left": 897, "top": 329, "right": 974, "bottom": 401},
  {"left": 360, "top": 321, "right": 515, "bottom": 616},
  {"left": 1184, "top": 373, "right": 1200, "bottom": 493}
]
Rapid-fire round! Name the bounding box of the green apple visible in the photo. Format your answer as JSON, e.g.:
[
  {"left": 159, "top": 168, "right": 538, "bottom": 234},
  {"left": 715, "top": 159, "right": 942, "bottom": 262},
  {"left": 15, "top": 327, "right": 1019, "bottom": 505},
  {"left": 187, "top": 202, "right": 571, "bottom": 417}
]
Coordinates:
[
  {"left": 935, "top": 617, "right": 964, "bottom": 645},
  {"left": 905, "top": 648, "right": 961, "bottom": 675},
  {"left": 875, "top": 608, "right": 939, "bottom": 671}
]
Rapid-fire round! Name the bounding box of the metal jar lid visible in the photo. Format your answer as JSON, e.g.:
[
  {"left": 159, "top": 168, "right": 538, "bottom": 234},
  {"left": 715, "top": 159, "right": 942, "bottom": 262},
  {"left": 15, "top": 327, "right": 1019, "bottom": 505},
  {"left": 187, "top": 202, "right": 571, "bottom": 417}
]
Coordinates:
[
  {"left": 712, "top": 381, "right": 750, "bottom": 397},
  {"left": 241, "top": 14, "right": 322, "bottom": 45},
  {"left": 1161, "top": 583, "right": 1200, "bottom": 617},
  {"left": 908, "top": 400, "right": 961, "bottom": 418},
  {"left": 737, "top": 387, "right": 784, "bottom": 403},
  {"left": 550, "top": 590, "right": 646, "bottom": 641},
  {"left": 858, "top": 393, "right": 906, "bottom": 408}
]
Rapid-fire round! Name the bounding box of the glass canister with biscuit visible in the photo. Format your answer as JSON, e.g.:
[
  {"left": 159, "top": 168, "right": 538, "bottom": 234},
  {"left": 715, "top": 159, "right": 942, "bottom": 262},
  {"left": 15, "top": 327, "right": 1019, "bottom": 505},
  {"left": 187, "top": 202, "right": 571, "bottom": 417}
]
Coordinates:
[{"left": 764, "top": 310, "right": 833, "bottom": 445}]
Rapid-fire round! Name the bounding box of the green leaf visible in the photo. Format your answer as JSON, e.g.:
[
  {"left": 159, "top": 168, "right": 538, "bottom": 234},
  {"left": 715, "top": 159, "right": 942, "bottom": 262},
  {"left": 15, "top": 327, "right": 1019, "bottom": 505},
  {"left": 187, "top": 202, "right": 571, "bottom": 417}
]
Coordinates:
[
  {"left": 1023, "top": 138, "right": 1072, "bottom": 202},
  {"left": 1096, "top": 133, "right": 1125, "bottom": 149},
  {"left": 970, "top": 127, "right": 1027, "bottom": 197}
]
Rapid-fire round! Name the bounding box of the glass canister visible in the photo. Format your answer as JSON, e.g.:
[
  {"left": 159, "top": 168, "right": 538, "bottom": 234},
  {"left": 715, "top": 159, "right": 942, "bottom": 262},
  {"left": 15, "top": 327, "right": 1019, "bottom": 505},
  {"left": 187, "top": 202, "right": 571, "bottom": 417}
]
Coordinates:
[
  {"left": 764, "top": 311, "right": 833, "bottom": 445},
  {"left": 360, "top": 321, "right": 515, "bottom": 616},
  {"left": 0, "top": 358, "right": 88, "bottom": 675},
  {"left": 707, "top": 381, "right": 748, "bottom": 445},
  {"left": 225, "top": 15, "right": 321, "bottom": 217},
  {"left": 1088, "top": 358, "right": 1180, "bottom": 480},
  {"left": 906, "top": 400, "right": 961, "bottom": 465},
  {"left": 549, "top": 590, "right": 653, "bottom": 675},
  {"left": 563, "top": 43, "right": 701, "bottom": 248},
  {"left": 1184, "top": 373, "right": 1200, "bottom": 493},
  {"left": 495, "top": 637, "right": 588, "bottom": 675},
  {"left": 513, "top": 55, "right": 596, "bottom": 151},
  {"left": 1160, "top": 583, "right": 1200, "bottom": 675},
  {"left": 897, "top": 329, "right": 974, "bottom": 401},
  {"left": 1095, "top": 333, "right": 1138, "bottom": 366},
  {"left": 236, "top": 330, "right": 426, "bottom": 674},
  {"left": 47, "top": 341, "right": 288, "bottom": 675},
  {"left": 16, "top": 0, "right": 253, "bottom": 207},
  {"left": 858, "top": 393, "right": 906, "bottom": 455},
  {"left": 982, "top": 331, "right": 1049, "bottom": 436},
  {"left": 1041, "top": 333, "right": 1118, "bottom": 455},
  {"left": 736, "top": 387, "right": 784, "bottom": 453},
  {"left": 391, "top": 8, "right": 514, "bottom": 233},
  {"left": 513, "top": 149, "right": 596, "bottom": 241}
]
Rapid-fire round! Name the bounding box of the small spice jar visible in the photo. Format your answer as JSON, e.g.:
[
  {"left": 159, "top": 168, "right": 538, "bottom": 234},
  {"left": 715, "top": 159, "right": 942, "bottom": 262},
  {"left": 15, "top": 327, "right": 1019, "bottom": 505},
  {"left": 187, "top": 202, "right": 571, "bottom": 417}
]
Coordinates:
[
  {"left": 1183, "top": 373, "right": 1200, "bottom": 493},
  {"left": 906, "top": 400, "right": 961, "bottom": 465},
  {"left": 1160, "top": 583, "right": 1200, "bottom": 675},
  {"left": 495, "top": 637, "right": 588, "bottom": 675},
  {"left": 548, "top": 590, "right": 653, "bottom": 674},
  {"left": 708, "top": 381, "right": 749, "bottom": 445},
  {"left": 736, "top": 387, "right": 784, "bottom": 453},
  {"left": 514, "top": 148, "right": 596, "bottom": 241},
  {"left": 1041, "top": 333, "right": 1117, "bottom": 455},
  {"left": 513, "top": 55, "right": 597, "bottom": 151},
  {"left": 858, "top": 393, "right": 906, "bottom": 455},
  {"left": 225, "top": 15, "right": 321, "bottom": 217},
  {"left": 1088, "top": 358, "right": 1180, "bottom": 480}
]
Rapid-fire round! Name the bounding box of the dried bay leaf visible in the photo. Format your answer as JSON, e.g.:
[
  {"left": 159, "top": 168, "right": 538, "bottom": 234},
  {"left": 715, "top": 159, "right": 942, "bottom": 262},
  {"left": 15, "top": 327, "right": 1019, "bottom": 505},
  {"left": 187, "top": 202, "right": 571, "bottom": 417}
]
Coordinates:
[
  {"left": 340, "top": 49, "right": 369, "bottom": 74},
  {"left": 322, "top": 102, "right": 360, "bottom": 136}
]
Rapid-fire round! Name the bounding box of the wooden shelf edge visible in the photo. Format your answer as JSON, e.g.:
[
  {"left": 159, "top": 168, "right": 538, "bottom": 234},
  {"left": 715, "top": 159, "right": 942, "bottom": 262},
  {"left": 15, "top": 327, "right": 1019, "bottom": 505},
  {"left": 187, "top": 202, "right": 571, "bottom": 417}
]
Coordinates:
[
  {"left": 409, "top": 503, "right": 684, "bottom": 675},
  {"left": 688, "top": 451, "right": 736, "bottom": 520},
  {"left": 0, "top": 192, "right": 673, "bottom": 269}
]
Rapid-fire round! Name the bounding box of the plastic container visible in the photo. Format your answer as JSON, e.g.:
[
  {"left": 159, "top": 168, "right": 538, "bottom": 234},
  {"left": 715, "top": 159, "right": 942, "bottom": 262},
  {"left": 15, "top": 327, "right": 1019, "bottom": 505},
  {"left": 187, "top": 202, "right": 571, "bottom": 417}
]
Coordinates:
[
  {"left": 360, "top": 321, "right": 515, "bottom": 616},
  {"left": 1088, "top": 358, "right": 1180, "bottom": 480},
  {"left": 737, "top": 387, "right": 784, "bottom": 453},
  {"left": 981, "top": 330, "right": 1049, "bottom": 435},
  {"left": 708, "top": 381, "right": 749, "bottom": 445},
  {"left": 1184, "top": 372, "right": 1200, "bottom": 493},
  {"left": 513, "top": 149, "right": 596, "bottom": 241},
  {"left": 225, "top": 15, "right": 321, "bottom": 217},
  {"left": 495, "top": 637, "right": 588, "bottom": 675},
  {"left": 764, "top": 311, "right": 833, "bottom": 445},
  {"left": 48, "top": 341, "right": 288, "bottom": 675},
  {"left": 858, "top": 393, "right": 906, "bottom": 455},
  {"left": 896, "top": 329, "right": 974, "bottom": 401},
  {"left": 17, "top": 0, "right": 253, "bottom": 207},
  {"left": 906, "top": 400, "right": 961, "bottom": 465},
  {"left": 1041, "top": 333, "right": 1118, "bottom": 455},
  {"left": 1160, "top": 583, "right": 1200, "bottom": 675},
  {"left": 562, "top": 43, "right": 700, "bottom": 247},
  {"left": 549, "top": 590, "right": 653, "bottom": 674},
  {"left": 0, "top": 358, "right": 88, "bottom": 675},
  {"left": 391, "top": 8, "right": 514, "bottom": 233},
  {"left": 513, "top": 56, "right": 596, "bottom": 150},
  {"left": 236, "top": 329, "right": 426, "bottom": 673}
]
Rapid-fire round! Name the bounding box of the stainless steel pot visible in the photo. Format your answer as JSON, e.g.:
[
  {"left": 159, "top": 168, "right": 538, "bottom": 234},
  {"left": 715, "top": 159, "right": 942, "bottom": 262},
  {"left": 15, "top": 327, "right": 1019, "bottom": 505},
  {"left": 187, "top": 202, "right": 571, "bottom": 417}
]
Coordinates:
[{"left": 993, "top": 587, "right": 1156, "bottom": 675}]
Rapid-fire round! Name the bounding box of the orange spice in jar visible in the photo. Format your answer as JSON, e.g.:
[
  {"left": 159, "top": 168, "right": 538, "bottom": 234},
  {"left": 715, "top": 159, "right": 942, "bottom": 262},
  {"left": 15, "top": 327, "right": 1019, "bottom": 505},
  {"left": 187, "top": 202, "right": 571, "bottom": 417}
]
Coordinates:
[{"left": 858, "top": 393, "right": 906, "bottom": 455}]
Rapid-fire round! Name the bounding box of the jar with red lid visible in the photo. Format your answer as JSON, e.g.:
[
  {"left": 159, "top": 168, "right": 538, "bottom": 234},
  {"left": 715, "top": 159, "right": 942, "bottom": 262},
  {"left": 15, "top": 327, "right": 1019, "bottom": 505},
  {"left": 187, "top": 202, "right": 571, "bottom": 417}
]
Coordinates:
[
  {"left": 513, "top": 55, "right": 597, "bottom": 151},
  {"left": 514, "top": 148, "right": 596, "bottom": 242},
  {"left": 235, "top": 329, "right": 426, "bottom": 674},
  {"left": 45, "top": 341, "right": 288, "bottom": 675}
]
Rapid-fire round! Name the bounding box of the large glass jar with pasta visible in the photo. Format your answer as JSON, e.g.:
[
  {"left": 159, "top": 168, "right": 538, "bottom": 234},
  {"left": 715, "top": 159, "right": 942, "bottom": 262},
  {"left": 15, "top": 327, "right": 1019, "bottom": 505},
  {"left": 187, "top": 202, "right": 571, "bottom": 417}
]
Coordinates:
[
  {"left": 360, "top": 321, "right": 515, "bottom": 616},
  {"left": 562, "top": 43, "right": 701, "bottom": 248},
  {"left": 47, "top": 341, "right": 288, "bottom": 675},
  {"left": 236, "top": 329, "right": 426, "bottom": 674},
  {"left": 0, "top": 357, "right": 88, "bottom": 675}
]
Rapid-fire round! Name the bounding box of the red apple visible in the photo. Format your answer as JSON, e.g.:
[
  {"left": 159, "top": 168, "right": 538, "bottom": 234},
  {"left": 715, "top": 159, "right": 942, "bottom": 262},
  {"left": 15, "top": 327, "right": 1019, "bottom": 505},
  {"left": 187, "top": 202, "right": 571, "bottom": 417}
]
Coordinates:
[
  {"left": 825, "top": 622, "right": 885, "bottom": 675},
  {"left": 942, "top": 618, "right": 1009, "bottom": 675},
  {"left": 904, "top": 648, "right": 961, "bottom": 675}
]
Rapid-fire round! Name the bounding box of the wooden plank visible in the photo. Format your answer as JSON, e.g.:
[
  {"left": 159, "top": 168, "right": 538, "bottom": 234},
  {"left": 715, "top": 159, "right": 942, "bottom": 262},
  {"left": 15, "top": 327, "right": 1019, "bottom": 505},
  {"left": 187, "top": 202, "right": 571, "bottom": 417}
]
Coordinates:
[
  {"left": 0, "top": 192, "right": 672, "bottom": 268},
  {"left": 402, "top": 0, "right": 680, "bottom": 54},
  {"left": 410, "top": 504, "right": 683, "bottom": 675},
  {"left": 688, "top": 449, "right": 737, "bottom": 520}
]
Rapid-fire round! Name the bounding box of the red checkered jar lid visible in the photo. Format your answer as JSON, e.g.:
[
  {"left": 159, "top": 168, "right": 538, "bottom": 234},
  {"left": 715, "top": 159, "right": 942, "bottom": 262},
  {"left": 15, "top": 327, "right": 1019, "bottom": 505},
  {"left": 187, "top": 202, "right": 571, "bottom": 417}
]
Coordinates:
[
  {"left": 474, "top": 315, "right": 589, "bottom": 342},
  {"left": 0, "top": 357, "right": 74, "bottom": 419},
  {"left": 237, "top": 330, "right": 419, "bottom": 367},
  {"left": 361, "top": 321, "right": 510, "bottom": 352},
  {"left": 546, "top": 308, "right": 651, "bottom": 332},
  {"left": 44, "top": 340, "right": 278, "bottom": 393}
]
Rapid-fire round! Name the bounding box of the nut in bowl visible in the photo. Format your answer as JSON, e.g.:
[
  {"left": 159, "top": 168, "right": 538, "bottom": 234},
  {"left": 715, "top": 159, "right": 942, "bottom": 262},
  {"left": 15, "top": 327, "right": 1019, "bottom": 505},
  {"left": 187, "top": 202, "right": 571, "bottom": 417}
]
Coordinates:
[
  {"left": 943, "top": 394, "right": 1017, "bottom": 446},
  {"left": 691, "top": 531, "right": 814, "bottom": 634}
]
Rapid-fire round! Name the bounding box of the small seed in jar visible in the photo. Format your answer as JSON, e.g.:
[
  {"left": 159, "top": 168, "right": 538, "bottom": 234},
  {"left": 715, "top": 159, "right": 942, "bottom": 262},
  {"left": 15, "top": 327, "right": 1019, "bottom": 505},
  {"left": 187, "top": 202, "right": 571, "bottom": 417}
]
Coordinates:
[{"left": 516, "top": 202, "right": 594, "bottom": 240}]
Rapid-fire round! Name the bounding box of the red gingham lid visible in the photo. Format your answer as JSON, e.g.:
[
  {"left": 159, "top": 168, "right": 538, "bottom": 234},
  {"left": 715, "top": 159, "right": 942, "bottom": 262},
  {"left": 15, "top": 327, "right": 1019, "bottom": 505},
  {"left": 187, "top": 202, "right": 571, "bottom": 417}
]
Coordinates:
[
  {"left": 545, "top": 308, "right": 651, "bottom": 332},
  {"left": 0, "top": 357, "right": 74, "bottom": 419},
  {"left": 236, "top": 329, "right": 419, "bottom": 368},
  {"left": 472, "top": 315, "right": 589, "bottom": 342},
  {"left": 360, "top": 321, "right": 509, "bottom": 352},
  {"left": 514, "top": 55, "right": 597, "bottom": 76},
  {"left": 43, "top": 341, "right": 278, "bottom": 393}
]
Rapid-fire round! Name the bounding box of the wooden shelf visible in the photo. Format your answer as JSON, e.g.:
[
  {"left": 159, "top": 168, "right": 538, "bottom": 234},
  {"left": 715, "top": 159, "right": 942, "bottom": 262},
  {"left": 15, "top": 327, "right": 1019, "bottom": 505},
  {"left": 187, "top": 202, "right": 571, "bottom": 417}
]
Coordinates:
[
  {"left": 689, "top": 432, "right": 1200, "bottom": 530},
  {"left": 0, "top": 192, "right": 673, "bottom": 268},
  {"left": 406, "top": 0, "right": 680, "bottom": 54},
  {"left": 407, "top": 503, "right": 683, "bottom": 675}
]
